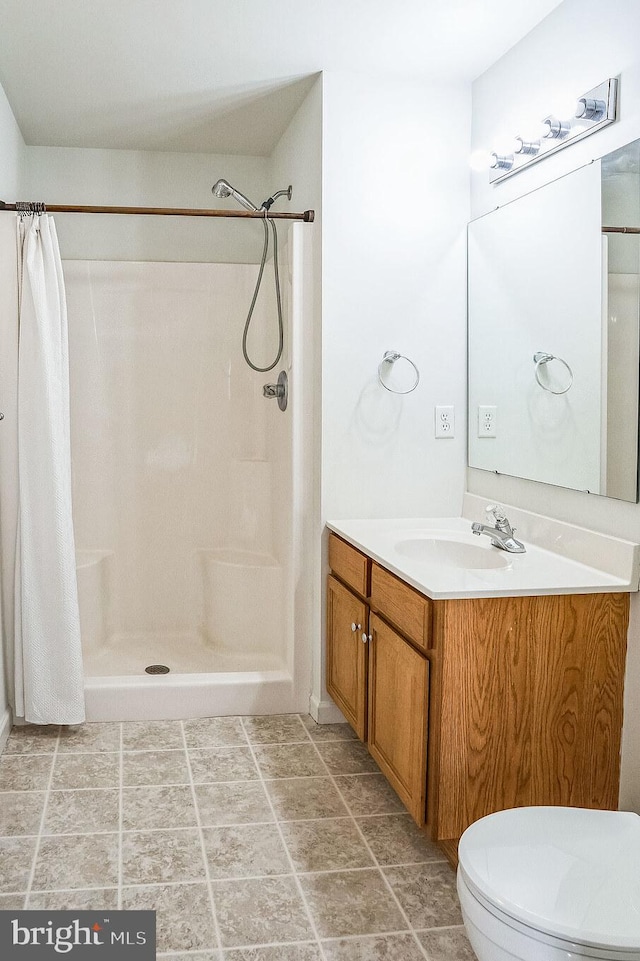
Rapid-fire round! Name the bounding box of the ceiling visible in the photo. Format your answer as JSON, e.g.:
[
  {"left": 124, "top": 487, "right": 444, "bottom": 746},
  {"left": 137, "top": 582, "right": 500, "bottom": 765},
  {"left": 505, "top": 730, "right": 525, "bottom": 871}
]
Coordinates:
[{"left": 0, "top": 0, "right": 564, "bottom": 156}]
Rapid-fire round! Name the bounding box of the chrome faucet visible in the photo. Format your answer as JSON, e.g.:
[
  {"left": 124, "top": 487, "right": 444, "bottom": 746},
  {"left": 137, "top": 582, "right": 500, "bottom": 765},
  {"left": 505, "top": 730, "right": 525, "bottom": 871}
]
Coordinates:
[{"left": 471, "top": 504, "right": 526, "bottom": 553}]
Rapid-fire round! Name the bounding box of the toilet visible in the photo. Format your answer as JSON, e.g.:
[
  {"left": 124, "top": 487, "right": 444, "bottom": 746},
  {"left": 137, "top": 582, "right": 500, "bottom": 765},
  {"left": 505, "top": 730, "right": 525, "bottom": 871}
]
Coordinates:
[{"left": 457, "top": 806, "right": 640, "bottom": 961}]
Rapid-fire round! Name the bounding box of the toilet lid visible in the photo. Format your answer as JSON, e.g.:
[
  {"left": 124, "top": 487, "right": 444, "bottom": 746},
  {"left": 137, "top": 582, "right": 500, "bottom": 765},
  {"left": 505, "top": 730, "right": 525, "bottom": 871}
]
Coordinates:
[{"left": 458, "top": 807, "right": 640, "bottom": 951}]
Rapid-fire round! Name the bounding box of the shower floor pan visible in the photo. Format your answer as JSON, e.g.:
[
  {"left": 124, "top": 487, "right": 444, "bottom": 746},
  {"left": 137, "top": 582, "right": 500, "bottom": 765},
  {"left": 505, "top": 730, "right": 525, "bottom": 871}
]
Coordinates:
[{"left": 83, "top": 632, "right": 293, "bottom": 721}]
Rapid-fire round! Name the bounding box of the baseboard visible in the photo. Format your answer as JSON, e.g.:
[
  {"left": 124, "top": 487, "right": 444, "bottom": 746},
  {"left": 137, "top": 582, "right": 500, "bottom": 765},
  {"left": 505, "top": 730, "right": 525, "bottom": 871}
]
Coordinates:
[
  {"left": 0, "top": 706, "right": 12, "bottom": 754},
  {"left": 308, "top": 694, "right": 348, "bottom": 725}
]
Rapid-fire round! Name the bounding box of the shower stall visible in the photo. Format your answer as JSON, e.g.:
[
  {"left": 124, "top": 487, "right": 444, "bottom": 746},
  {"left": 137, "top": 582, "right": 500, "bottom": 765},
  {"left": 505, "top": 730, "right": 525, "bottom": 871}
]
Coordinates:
[{"left": 60, "top": 215, "right": 311, "bottom": 721}]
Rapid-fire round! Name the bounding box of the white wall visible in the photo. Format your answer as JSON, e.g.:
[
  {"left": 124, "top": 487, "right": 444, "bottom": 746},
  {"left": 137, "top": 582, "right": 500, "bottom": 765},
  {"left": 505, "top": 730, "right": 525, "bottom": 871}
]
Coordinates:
[
  {"left": 322, "top": 71, "right": 470, "bottom": 521},
  {"left": 469, "top": 0, "right": 640, "bottom": 812},
  {"left": 317, "top": 71, "right": 471, "bottom": 715},
  {"left": 23, "top": 147, "right": 271, "bottom": 263},
  {"left": 0, "top": 81, "right": 25, "bottom": 743},
  {"left": 0, "top": 80, "right": 25, "bottom": 199}
]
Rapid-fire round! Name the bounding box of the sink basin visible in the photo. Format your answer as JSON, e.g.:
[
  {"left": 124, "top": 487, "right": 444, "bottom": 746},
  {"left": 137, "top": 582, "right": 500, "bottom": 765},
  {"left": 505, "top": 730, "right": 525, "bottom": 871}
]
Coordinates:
[{"left": 394, "top": 537, "right": 511, "bottom": 571}]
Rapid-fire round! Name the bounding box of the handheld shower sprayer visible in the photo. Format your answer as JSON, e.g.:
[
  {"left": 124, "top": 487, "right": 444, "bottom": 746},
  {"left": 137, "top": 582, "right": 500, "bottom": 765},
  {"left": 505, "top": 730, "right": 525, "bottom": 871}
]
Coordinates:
[
  {"left": 211, "top": 178, "right": 257, "bottom": 212},
  {"left": 211, "top": 178, "right": 293, "bottom": 373}
]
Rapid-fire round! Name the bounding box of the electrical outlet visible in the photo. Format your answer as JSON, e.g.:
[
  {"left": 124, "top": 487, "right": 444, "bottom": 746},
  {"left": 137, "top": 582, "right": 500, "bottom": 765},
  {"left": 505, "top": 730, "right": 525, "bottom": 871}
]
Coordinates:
[
  {"left": 478, "top": 405, "right": 497, "bottom": 437},
  {"left": 435, "top": 405, "right": 455, "bottom": 438}
]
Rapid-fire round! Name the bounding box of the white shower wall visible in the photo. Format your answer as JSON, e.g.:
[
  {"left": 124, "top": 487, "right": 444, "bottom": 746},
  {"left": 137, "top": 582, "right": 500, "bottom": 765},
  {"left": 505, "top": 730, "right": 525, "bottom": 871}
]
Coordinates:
[{"left": 65, "top": 257, "right": 292, "bottom": 677}]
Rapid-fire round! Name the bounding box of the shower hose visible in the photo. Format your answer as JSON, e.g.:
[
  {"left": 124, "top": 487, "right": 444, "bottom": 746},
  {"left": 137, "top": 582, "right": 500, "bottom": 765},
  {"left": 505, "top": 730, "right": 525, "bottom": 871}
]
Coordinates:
[{"left": 242, "top": 214, "right": 284, "bottom": 372}]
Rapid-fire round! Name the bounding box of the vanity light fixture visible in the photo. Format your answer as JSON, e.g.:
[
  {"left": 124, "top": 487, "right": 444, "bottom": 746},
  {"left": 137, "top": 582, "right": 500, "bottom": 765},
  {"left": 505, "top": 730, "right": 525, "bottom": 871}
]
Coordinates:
[
  {"left": 576, "top": 97, "right": 607, "bottom": 120},
  {"left": 489, "top": 153, "right": 514, "bottom": 171},
  {"left": 513, "top": 137, "right": 540, "bottom": 156},
  {"left": 488, "top": 78, "right": 618, "bottom": 184},
  {"left": 541, "top": 116, "right": 571, "bottom": 140}
]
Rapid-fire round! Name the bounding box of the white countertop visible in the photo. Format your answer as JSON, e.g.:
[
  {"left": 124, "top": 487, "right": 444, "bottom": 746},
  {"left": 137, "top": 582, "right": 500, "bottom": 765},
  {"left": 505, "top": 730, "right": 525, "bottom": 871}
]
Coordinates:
[{"left": 326, "top": 506, "right": 640, "bottom": 600}]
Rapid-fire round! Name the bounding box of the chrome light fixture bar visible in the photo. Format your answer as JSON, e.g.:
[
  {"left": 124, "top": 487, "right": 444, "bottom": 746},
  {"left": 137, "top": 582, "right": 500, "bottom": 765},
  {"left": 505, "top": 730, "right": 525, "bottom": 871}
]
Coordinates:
[{"left": 489, "top": 78, "right": 618, "bottom": 184}]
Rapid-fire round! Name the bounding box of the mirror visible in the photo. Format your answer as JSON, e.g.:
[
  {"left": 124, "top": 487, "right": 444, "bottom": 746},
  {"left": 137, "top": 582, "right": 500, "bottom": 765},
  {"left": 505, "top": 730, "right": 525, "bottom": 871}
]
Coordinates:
[{"left": 468, "top": 141, "right": 640, "bottom": 502}]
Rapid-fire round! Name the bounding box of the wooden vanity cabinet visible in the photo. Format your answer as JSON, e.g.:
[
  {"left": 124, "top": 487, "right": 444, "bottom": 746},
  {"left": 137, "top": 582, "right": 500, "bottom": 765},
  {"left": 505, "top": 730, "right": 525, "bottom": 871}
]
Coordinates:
[
  {"left": 429, "top": 592, "right": 629, "bottom": 841},
  {"left": 326, "top": 534, "right": 431, "bottom": 824},
  {"left": 326, "top": 532, "right": 630, "bottom": 846},
  {"left": 326, "top": 575, "right": 369, "bottom": 740},
  {"left": 367, "top": 612, "right": 429, "bottom": 824}
]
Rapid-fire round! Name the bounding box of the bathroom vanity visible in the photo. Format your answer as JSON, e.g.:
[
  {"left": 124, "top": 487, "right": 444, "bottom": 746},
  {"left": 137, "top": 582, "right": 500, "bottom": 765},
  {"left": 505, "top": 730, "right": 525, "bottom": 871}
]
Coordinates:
[{"left": 325, "top": 507, "right": 638, "bottom": 856}]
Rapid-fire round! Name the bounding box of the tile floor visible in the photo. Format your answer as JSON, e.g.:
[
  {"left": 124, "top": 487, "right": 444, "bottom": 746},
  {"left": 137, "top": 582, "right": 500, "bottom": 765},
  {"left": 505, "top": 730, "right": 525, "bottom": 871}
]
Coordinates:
[{"left": 0, "top": 714, "right": 475, "bottom": 960}]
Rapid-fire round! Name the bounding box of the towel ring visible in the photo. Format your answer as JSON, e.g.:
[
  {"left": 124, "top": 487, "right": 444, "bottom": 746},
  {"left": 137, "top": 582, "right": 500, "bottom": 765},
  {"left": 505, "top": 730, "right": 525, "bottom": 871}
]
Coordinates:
[
  {"left": 533, "top": 351, "right": 573, "bottom": 395},
  {"left": 377, "top": 350, "right": 420, "bottom": 394}
]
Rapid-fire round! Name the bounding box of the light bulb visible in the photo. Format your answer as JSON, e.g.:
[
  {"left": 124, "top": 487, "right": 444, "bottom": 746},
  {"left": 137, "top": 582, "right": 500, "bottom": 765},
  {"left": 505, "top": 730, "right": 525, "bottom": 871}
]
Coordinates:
[
  {"left": 469, "top": 150, "right": 492, "bottom": 172},
  {"left": 548, "top": 93, "right": 578, "bottom": 121}
]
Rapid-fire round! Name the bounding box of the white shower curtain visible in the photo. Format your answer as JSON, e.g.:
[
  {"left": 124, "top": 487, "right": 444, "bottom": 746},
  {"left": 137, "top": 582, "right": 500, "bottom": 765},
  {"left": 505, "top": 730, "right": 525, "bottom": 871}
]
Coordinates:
[{"left": 14, "top": 213, "right": 85, "bottom": 725}]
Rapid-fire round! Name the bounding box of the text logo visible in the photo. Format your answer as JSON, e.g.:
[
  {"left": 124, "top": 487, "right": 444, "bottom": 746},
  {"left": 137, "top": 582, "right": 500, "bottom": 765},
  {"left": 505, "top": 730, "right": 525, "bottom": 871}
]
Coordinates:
[{"left": 1, "top": 911, "right": 155, "bottom": 958}]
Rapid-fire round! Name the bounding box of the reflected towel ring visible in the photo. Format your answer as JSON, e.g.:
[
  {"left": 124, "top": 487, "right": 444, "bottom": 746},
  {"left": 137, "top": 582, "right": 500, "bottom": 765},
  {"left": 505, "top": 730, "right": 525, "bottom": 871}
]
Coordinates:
[
  {"left": 533, "top": 351, "right": 573, "bottom": 394},
  {"left": 377, "top": 350, "right": 420, "bottom": 394}
]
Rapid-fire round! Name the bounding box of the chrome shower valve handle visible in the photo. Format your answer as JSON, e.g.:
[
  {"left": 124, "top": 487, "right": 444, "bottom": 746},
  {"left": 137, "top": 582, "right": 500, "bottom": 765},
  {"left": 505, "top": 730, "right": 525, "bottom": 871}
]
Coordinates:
[{"left": 262, "top": 371, "right": 288, "bottom": 411}]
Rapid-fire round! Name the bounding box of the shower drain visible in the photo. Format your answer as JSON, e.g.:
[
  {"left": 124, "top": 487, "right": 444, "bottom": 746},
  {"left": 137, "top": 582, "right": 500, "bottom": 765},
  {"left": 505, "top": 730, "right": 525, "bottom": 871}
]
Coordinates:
[{"left": 145, "top": 664, "right": 170, "bottom": 675}]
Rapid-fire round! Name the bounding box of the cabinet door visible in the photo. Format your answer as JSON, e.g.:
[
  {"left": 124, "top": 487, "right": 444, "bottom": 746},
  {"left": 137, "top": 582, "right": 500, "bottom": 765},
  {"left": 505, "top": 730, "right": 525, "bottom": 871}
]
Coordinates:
[
  {"left": 367, "top": 613, "right": 429, "bottom": 825},
  {"left": 326, "top": 575, "right": 368, "bottom": 740}
]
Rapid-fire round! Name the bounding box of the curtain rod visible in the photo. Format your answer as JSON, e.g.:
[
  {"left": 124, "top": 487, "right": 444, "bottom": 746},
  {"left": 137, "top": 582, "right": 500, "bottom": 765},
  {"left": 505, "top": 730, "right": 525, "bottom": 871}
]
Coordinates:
[
  {"left": 0, "top": 201, "right": 315, "bottom": 222},
  {"left": 602, "top": 226, "right": 640, "bottom": 234}
]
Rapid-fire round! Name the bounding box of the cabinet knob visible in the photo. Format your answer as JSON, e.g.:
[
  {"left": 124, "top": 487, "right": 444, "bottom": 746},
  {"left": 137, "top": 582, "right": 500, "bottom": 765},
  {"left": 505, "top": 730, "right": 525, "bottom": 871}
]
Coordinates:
[
  {"left": 362, "top": 632, "right": 372, "bottom": 643},
  {"left": 351, "top": 622, "right": 362, "bottom": 632}
]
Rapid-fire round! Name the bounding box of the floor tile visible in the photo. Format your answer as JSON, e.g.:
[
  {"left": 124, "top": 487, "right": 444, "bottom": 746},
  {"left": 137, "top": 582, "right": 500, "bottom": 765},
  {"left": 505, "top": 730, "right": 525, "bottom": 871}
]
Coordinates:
[
  {"left": 0, "top": 791, "right": 45, "bottom": 836},
  {"left": 224, "top": 947, "right": 322, "bottom": 961},
  {"left": 202, "top": 823, "right": 291, "bottom": 879},
  {"left": 0, "top": 837, "right": 37, "bottom": 893},
  {"left": 51, "top": 752, "right": 120, "bottom": 789},
  {"left": 301, "top": 717, "right": 357, "bottom": 742},
  {"left": 417, "top": 926, "right": 476, "bottom": 960},
  {"left": 356, "top": 815, "right": 445, "bottom": 865},
  {"left": 316, "top": 741, "right": 380, "bottom": 775},
  {"left": 212, "top": 875, "right": 312, "bottom": 947},
  {"left": 122, "top": 720, "right": 184, "bottom": 751},
  {"left": 43, "top": 789, "right": 119, "bottom": 835},
  {"left": 0, "top": 893, "right": 26, "bottom": 909},
  {"left": 122, "top": 829, "right": 206, "bottom": 885},
  {"left": 5, "top": 725, "right": 60, "bottom": 754},
  {"left": 253, "top": 743, "right": 327, "bottom": 779},
  {"left": 28, "top": 888, "right": 120, "bottom": 910},
  {"left": 32, "top": 834, "right": 119, "bottom": 891},
  {"left": 299, "top": 869, "right": 406, "bottom": 939},
  {"left": 189, "top": 747, "right": 259, "bottom": 783},
  {"left": 58, "top": 722, "right": 122, "bottom": 753},
  {"left": 383, "top": 863, "right": 462, "bottom": 929},
  {"left": 0, "top": 755, "right": 53, "bottom": 791},
  {"left": 265, "top": 778, "right": 348, "bottom": 821},
  {"left": 335, "top": 775, "right": 405, "bottom": 816},
  {"left": 161, "top": 954, "right": 220, "bottom": 961},
  {"left": 322, "top": 933, "right": 427, "bottom": 960},
  {"left": 0, "top": 712, "right": 468, "bottom": 954},
  {"left": 162, "top": 954, "right": 220, "bottom": 961},
  {"left": 195, "top": 782, "right": 273, "bottom": 826},
  {"left": 122, "top": 883, "right": 217, "bottom": 954},
  {"left": 280, "top": 819, "right": 373, "bottom": 872},
  {"left": 183, "top": 717, "right": 247, "bottom": 749},
  {"left": 123, "top": 785, "right": 197, "bottom": 831},
  {"left": 241, "top": 715, "right": 309, "bottom": 744},
  {"left": 122, "top": 749, "right": 189, "bottom": 786}
]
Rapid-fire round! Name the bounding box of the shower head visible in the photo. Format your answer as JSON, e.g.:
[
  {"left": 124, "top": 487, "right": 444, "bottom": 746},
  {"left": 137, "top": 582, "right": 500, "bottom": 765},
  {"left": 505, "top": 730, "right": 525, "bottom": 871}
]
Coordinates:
[{"left": 211, "top": 179, "right": 258, "bottom": 212}]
